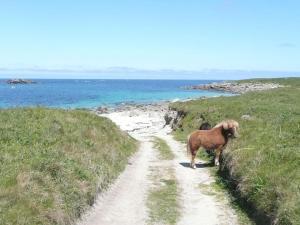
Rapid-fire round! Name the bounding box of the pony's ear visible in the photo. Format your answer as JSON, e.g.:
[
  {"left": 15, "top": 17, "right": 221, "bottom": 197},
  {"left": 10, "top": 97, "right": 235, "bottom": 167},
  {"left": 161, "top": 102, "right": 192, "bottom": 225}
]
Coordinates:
[
  {"left": 223, "top": 122, "right": 229, "bottom": 130},
  {"left": 233, "top": 127, "right": 239, "bottom": 138},
  {"left": 233, "top": 121, "right": 239, "bottom": 129},
  {"left": 232, "top": 121, "right": 239, "bottom": 137},
  {"left": 228, "top": 120, "right": 239, "bottom": 130}
]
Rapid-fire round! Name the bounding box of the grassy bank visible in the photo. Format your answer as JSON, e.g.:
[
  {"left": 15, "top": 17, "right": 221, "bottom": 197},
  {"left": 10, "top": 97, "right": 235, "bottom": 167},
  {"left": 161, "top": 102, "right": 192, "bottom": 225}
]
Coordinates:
[
  {"left": 0, "top": 108, "right": 137, "bottom": 225},
  {"left": 171, "top": 78, "right": 300, "bottom": 224}
]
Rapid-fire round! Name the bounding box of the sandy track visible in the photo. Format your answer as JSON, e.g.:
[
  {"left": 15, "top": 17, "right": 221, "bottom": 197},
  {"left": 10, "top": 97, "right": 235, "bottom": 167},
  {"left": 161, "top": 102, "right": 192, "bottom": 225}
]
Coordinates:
[
  {"left": 79, "top": 141, "right": 155, "bottom": 225},
  {"left": 79, "top": 106, "right": 238, "bottom": 225}
]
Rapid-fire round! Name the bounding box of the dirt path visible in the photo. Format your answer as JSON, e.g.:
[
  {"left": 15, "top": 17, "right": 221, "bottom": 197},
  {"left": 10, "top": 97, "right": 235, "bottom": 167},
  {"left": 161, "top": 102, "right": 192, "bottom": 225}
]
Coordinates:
[
  {"left": 79, "top": 107, "right": 238, "bottom": 225},
  {"left": 79, "top": 141, "right": 155, "bottom": 225},
  {"left": 156, "top": 132, "right": 238, "bottom": 225}
]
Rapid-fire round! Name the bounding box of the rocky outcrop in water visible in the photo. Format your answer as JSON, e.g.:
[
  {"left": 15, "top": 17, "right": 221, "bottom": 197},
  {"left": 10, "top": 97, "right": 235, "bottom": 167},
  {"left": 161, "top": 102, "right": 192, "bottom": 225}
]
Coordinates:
[
  {"left": 187, "top": 82, "right": 283, "bottom": 94},
  {"left": 7, "top": 79, "right": 36, "bottom": 84}
]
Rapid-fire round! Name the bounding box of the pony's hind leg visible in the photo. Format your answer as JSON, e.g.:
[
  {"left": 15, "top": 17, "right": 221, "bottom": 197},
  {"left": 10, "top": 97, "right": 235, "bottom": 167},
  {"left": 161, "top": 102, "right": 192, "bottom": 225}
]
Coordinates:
[
  {"left": 191, "top": 150, "right": 197, "bottom": 169},
  {"left": 187, "top": 137, "right": 196, "bottom": 169},
  {"left": 214, "top": 146, "right": 223, "bottom": 166}
]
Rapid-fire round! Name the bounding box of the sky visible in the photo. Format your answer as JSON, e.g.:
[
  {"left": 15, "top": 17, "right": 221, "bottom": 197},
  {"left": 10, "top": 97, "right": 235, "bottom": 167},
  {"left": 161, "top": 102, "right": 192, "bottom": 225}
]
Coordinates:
[{"left": 0, "top": 0, "right": 300, "bottom": 79}]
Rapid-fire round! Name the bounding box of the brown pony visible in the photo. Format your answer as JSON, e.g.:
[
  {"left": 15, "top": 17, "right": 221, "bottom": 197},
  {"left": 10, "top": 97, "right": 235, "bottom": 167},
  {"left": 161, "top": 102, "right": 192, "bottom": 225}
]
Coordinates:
[{"left": 187, "top": 120, "right": 239, "bottom": 168}]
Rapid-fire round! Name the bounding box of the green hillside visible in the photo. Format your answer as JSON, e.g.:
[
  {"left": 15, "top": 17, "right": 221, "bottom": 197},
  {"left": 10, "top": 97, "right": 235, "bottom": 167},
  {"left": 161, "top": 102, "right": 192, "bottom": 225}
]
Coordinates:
[
  {"left": 0, "top": 108, "right": 137, "bottom": 225},
  {"left": 171, "top": 78, "right": 300, "bottom": 224}
]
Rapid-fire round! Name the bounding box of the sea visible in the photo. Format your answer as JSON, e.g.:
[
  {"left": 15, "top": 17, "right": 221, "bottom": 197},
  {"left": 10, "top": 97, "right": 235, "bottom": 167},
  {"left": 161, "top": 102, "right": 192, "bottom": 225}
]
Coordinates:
[{"left": 0, "top": 79, "right": 229, "bottom": 109}]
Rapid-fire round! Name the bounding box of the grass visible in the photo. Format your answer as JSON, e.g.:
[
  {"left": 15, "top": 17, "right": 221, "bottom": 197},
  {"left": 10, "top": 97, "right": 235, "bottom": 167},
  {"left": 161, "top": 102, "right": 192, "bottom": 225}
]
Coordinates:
[
  {"left": 152, "top": 137, "right": 175, "bottom": 160},
  {"left": 170, "top": 77, "right": 300, "bottom": 225},
  {"left": 236, "top": 77, "right": 297, "bottom": 86},
  {"left": 147, "top": 137, "right": 180, "bottom": 225},
  {"left": 0, "top": 107, "right": 137, "bottom": 225},
  {"left": 147, "top": 176, "right": 179, "bottom": 225}
]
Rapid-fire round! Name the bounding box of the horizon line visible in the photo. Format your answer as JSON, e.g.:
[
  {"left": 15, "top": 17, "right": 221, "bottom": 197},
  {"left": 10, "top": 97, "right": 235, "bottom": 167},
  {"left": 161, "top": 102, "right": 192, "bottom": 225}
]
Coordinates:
[
  {"left": 1, "top": 67, "right": 300, "bottom": 74},
  {"left": 1, "top": 67, "right": 300, "bottom": 80}
]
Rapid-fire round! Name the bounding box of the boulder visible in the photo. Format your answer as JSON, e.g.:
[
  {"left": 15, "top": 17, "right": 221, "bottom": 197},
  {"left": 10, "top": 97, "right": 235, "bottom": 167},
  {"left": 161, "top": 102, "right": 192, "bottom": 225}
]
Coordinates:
[{"left": 96, "top": 107, "right": 108, "bottom": 114}]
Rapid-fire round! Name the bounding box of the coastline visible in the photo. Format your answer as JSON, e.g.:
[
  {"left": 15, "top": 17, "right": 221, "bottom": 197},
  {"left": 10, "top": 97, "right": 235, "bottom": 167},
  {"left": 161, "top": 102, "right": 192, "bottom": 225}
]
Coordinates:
[
  {"left": 92, "top": 80, "right": 284, "bottom": 114},
  {"left": 92, "top": 94, "right": 229, "bottom": 115},
  {"left": 0, "top": 79, "right": 226, "bottom": 109}
]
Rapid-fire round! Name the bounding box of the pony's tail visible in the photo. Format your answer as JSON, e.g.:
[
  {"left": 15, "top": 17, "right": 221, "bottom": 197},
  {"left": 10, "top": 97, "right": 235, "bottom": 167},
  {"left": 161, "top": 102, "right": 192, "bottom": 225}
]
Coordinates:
[{"left": 186, "top": 135, "right": 191, "bottom": 157}]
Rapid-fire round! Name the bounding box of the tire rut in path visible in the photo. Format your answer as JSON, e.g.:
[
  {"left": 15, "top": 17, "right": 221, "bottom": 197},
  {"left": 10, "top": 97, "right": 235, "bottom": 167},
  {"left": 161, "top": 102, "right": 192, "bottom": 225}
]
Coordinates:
[{"left": 79, "top": 141, "right": 155, "bottom": 225}]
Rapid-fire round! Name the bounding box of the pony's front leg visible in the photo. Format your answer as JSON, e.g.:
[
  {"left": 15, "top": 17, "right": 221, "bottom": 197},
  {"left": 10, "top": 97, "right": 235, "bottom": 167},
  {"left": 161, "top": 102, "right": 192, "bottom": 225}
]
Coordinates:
[{"left": 214, "top": 146, "right": 223, "bottom": 166}]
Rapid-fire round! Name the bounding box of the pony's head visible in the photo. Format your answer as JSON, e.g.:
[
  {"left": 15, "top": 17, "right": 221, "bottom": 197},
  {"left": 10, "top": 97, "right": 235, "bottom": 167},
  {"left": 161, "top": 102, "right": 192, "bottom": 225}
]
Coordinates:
[{"left": 215, "top": 120, "right": 239, "bottom": 138}]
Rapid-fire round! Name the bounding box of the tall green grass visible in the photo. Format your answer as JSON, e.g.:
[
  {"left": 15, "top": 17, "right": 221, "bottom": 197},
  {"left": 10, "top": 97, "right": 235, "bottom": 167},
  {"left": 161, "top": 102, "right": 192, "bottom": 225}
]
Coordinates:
[
  {"left": 171, "top": 78, "right": 300, "bottom": 224},
  {"left": 0, "top": 108, "right": 137, "bottom": 225}
]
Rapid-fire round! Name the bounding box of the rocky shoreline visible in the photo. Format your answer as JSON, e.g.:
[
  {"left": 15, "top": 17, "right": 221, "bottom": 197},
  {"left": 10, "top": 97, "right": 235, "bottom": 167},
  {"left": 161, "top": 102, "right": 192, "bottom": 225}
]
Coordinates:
[
  {"left": 187, "top": 82, "right": 284, "bottom": 94},
  {"left": 94, "top": 101, "right": 170, "bottom": 114},
  {"left": 93, "top": 81, "right": 284, "bottom": 134},
  {"left": 93, "top": 81, "right": 284, "bottom": 116},
  {"left": 94, "top": 101, "right": 186, "bottom": 135}
]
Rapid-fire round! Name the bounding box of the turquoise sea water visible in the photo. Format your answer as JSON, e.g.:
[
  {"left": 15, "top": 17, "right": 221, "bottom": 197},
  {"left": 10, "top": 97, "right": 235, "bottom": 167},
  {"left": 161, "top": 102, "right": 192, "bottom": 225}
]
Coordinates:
[{"left": 0, "top": 79, "right": 229, "bottom": 109}]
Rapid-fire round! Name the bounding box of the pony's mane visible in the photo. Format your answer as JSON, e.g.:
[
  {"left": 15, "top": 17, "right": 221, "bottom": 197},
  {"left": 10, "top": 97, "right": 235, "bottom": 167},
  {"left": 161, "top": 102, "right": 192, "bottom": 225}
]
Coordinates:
[{"left": 214, "top": 120, "right": 239, "bottom": 130}]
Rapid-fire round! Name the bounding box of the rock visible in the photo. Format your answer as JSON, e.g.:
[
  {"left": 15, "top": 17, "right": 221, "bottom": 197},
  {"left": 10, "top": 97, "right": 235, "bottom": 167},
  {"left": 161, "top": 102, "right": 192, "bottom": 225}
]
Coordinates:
[
  {"left": 163, "top": 109, "right": 187, "bottom": 130},
  {"left": 164, "top": 113, "right": 173, "bottom": 125},
  {"left": 96, "top": 107, "right": 108, "bottom": 114},
  {"left": 7, "top": 79, "right": 36, "bottom": 84}
]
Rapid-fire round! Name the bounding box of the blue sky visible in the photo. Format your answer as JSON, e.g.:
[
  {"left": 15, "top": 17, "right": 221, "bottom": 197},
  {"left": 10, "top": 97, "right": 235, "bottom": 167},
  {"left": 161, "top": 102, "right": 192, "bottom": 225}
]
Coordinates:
[{"left": 0, "top": 0, "right": 299, "bottom": 79}]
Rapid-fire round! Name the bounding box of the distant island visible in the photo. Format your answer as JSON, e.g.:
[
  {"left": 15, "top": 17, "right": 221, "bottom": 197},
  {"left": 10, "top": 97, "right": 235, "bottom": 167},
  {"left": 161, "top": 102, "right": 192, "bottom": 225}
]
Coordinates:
[{"left": 6, "top": 79, "right": 36, "bottom": 84}]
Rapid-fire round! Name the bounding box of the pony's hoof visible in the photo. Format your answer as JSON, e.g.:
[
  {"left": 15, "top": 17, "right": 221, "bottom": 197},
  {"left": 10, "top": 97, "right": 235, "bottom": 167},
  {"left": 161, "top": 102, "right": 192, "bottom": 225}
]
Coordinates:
[
  {"left": 191, "top": 165, "right": 196, "bottom": 169},
  {"left": 215, "top": 161, "right": 220, "bottom": 166}
]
